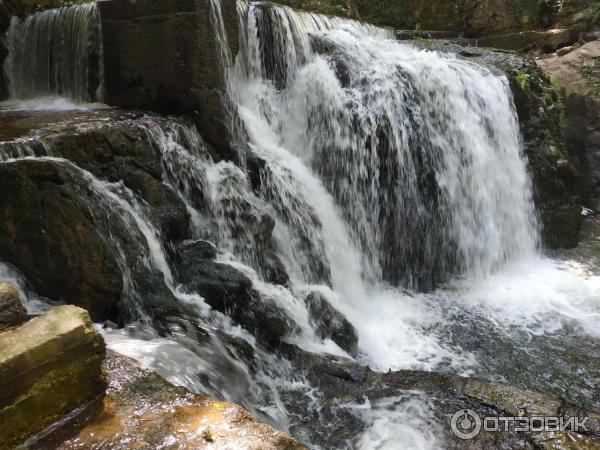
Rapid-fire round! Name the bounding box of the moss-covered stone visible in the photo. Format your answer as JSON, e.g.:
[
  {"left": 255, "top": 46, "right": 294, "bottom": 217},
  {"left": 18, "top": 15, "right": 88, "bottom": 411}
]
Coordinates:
[{"left": 0, "top": 305, "right": 106, "bottom": 449}]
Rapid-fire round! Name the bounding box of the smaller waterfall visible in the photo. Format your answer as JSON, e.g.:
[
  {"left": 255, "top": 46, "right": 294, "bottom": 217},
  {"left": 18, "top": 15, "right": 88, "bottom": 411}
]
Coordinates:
[{"left": 3, "top": 3, "right": 104, "bottom": 103}]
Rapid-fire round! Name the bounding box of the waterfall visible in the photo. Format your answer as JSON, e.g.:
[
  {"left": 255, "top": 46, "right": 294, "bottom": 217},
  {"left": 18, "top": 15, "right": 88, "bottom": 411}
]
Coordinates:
[
  {"left": 3, "top": 3, "right": 104, "bottom": 103},
  {"left": 231, "top": 2, "right": 539, "bottom": 291}
]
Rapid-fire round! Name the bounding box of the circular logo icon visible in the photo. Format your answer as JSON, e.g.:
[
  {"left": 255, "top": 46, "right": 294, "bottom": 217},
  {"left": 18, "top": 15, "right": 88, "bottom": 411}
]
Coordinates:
[{"left": 450, "top": 409, "right": 482, "bottom": 440}]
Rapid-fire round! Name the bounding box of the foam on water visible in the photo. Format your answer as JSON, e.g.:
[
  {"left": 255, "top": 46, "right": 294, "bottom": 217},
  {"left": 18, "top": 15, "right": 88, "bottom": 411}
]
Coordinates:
[{"left": 343, "top": 392, "right": 444, "bottom": 450}]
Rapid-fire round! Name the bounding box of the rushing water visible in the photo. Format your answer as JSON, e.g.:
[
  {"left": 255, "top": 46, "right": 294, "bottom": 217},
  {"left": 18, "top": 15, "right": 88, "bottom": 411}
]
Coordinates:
[{"left": 2, "top": 1, "right": 600, "bottom": 449}]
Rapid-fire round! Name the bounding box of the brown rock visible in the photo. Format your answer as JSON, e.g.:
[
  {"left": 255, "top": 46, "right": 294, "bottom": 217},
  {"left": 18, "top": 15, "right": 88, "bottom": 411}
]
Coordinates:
[
  {"left": 0, "top": 281, "right": 26, "bottom": 328},
  {"left": 33, "top": 351, "right": 304, "bottom": 450},
  {"left": 538, "top": 41, "right": 600, "bottom": 211},
  {"left": 0, "top": 305, "right": 106, "bottom": 450},
  {"left": 0, "top": 159, "right": 123, "bottom": 320},
  {"left": 98, "top": 0, "right": 240, "bottom": 160}
]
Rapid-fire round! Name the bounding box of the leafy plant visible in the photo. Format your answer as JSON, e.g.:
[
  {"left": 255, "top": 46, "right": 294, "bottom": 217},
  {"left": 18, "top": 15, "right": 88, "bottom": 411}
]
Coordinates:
[{"left": 516, "top": 72, "right": 531, "bottom": 91}]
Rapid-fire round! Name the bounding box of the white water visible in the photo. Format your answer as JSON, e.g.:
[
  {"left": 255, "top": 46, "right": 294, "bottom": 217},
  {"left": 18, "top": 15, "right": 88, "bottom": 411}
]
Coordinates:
[
  {"left": 3, "top": 1, "right": 600, "bottom": 448},
  {"left": 343, "top": 393, "right": 443, "bottom": 450}
]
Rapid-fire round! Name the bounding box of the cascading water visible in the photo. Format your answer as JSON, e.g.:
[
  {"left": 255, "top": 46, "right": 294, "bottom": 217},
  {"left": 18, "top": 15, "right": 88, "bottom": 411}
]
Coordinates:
[
  {"left": 3, "top": 1, "right": 600, "bottom": 448},
  {"left": 3, "top": 3, "right": 104, "bottom": 103},
  {"left": 232, "top": 2, "right": 538, "bottom": 291}
]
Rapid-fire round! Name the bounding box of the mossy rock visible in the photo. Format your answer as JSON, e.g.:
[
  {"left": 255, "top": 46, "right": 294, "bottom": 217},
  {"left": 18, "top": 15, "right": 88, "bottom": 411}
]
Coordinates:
[{"left": 0, "top": 305, "right": 106, "bottom": 449}]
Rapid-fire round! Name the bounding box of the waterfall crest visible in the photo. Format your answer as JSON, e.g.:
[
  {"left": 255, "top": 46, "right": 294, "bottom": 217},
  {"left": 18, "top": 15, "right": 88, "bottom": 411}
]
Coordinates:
[{"left": 3, "top": 3, "right": 104, "bottom": 103}]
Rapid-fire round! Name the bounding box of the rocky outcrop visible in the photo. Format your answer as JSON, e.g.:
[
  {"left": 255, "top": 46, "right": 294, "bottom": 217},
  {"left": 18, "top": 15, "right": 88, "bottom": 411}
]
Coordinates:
[
  {"left": 276, "top": 0, "right": 568, "bottom": 34},
  {"left": 32, "top": 351, "right": 304, "bottom": 450},
  {"left": 304, "top": 291, "right": 358, "bottom": 355},
  {"left": 0, "top": 305, "right": 106, "bottom": 450},
  {"left": 98, "top": 0, "right": 240, "bottom": 160},
  {"left": 176, "top": 240, "right": 294, "bottom": 344},
  {"left": 537, "top": 41, "right": 600, "bottom": 213},
  {"left": 0, "top": 281, "right": 26, "bottom": 329},
  {"left": 0, "top": 159, "right": 124, "bottom": 320}
]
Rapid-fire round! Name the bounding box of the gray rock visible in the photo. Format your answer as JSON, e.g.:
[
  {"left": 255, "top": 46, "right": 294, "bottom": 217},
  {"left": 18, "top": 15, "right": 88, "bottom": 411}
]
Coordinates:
[
  {"left": 0, "top": 282, "right": 26, "bottom": 328},
  {"left": 305, "top": 291, "right": 358, "bottom": 356}
]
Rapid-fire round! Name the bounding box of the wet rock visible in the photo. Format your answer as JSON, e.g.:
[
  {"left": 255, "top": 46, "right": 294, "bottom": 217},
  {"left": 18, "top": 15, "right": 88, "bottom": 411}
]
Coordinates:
[
  {"left": 280, "top": 344, "right": 600, "bottom": 449},
  {"left": 180, "top": 239, "right": 218, "bottom": 261},
  {"left": 7, "top": 114, "right": 192, "bottom": 246},
  {"left": 98, "top": 0, "right": 240, "bottom": 160},
  {"left": 255, "top": 213, "right": 290, "bottom": 286},
  {"left": 0, "top": 159, "right": 123, "bottom": 320},
  {"left": 120, "top": 168, "right": 190, "bottom": 244},
  {"left": 304, "top": 291, "right": 358, "bottom": 356},
  {"left": 0, "top": 281, "right": 26, "bottom": 329},
  {"left": 0, "top": 305, "right": 106, "bottom": 449},
  {"left": 176, "top": 242, "right": 293, "bottom": 343},
  {"left": 31, "top": 351, "right": 304, "bottom": 450}
]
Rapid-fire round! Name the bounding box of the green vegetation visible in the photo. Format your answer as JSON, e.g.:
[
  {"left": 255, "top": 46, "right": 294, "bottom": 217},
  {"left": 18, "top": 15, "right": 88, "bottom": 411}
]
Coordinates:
[
  {"left": 581, "top": 57, "right": 600, "bottom": 98},
  {"left": 516, "top": 72, "right": 531, "bottom": 91}
]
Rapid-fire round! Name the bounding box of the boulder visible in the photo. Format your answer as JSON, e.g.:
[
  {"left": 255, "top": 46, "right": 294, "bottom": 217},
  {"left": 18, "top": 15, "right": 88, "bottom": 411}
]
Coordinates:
[
  {"left": 9, "top": 114, "right": 192, "bottom": 246},
  {"left": 0, "top": 281, "right": 26, "bottom": 329},
  {"left": 176, "top": 241, "right": 294, "bottom": 343},
  {"left": 0, "top": 159, "right": 124, "bottom": 320},
  {"left": 35, "top": 351, "right": 304, "bottom": 449},
  {"left": 0, "top": 305, "right": 106, "bottom": 449},
  {"left": 98, "top": 0, "right": 240, "bottom": 160},
  {"left": 476, "top": 28, "right": 575, "bottom": 52},
  {"left": 304, "top": 291, "right": 358, "bottom": 356}
]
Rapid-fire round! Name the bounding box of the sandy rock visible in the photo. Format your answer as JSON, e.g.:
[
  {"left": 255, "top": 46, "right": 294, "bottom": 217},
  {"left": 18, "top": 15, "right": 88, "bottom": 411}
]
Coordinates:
[
  {"left": 0, "top": 305, "right": 106, "bottom": 449},
  {"left": 0, "top": 281, "right": 26, "bottom": 328}
]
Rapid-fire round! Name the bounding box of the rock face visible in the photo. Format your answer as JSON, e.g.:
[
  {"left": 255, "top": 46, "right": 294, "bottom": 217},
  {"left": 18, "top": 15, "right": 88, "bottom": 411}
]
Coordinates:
[
  {"left": 304, "top": 291, "right": 358, "bottom": 355},
  {"left": 176, "top": 240, "right": 294, "bottom": 344},
  {"left": 537, "top": 41, "right": 600, "bottom": 213},
  {"left": 0, "top": 281, "right": 26, "bottom": 329},
  {"left": 98, "top": 0, "right": 239, "bottom": 160},
  {"left": 0, "top": 159, "right": 124, "bottom": 320},
  {"left": 275, "top": 0, "right": 565, "bottom": 34},
  {"left": 0, "top": 305, "right": 106, "bottom": 450},
  {"left": 33, "top": 351, "right": 305, "bottom": 450}
]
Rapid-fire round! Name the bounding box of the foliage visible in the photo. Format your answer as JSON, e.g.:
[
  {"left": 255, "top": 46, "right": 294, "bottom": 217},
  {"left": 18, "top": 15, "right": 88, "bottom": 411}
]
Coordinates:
[{"left": 516, "top": 72, "right": 531, "bottom": 91}]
